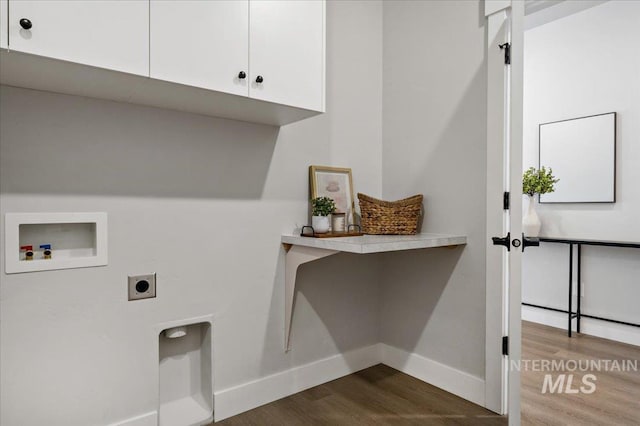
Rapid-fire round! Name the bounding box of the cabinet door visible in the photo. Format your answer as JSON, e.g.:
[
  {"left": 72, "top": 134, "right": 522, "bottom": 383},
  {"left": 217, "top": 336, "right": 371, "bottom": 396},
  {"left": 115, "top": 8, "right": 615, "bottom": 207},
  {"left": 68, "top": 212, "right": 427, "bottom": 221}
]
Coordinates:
[
  {"left": 1, "top": 0, "right": 7, "bottom": 48},
  {"left": 8, "top": 0, "right": 148, "bottom": 76},
  {"left": 249, "top": 0, "right": 325, "bottom": 111},
  {"left": 150, "top": 1, "right": 248, "bottom": 96}
]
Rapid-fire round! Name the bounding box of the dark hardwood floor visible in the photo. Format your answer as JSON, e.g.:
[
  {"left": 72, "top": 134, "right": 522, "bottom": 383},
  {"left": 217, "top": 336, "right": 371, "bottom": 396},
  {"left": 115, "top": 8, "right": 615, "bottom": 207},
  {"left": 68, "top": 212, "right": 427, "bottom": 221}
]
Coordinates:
[
  {"left": 215, "top": 364, "right": 505, "bottom": 425},
  {"left": 214, "top": 321, "right": 640, "bottom": 425}
]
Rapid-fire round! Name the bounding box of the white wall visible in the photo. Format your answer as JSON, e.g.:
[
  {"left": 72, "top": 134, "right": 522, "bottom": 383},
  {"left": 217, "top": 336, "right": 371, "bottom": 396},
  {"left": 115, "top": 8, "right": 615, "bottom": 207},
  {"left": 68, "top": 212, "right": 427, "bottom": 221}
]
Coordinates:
[
  {"left": 381, "top": 0, "right": 487, "bottom": 379},
  {"left": 522, "top": 1, "right": 640, "bottom": 344},
  {"left": 1, "top": 1, "right": 499, "bottom": 423},
  {"left": 0, "top": 1, "right": 383, "bottom": 424}
]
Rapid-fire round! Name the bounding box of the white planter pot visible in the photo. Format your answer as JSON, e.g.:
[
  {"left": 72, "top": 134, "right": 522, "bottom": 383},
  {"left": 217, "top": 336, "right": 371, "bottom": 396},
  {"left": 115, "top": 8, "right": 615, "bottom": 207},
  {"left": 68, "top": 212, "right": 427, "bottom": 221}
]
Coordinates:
[
  {"left": 312, "top": 215, "right": 330, "bottom": 234},
  {"left": 523, "top": 195, "right": 541, "bottom": 237}
]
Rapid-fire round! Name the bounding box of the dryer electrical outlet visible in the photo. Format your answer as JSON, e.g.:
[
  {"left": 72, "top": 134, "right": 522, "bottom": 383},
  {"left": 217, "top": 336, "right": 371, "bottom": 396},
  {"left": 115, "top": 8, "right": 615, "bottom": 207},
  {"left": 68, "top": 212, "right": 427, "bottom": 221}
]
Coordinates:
[{"left": 128, "top": 273, "right": 156, "bottom": 301}]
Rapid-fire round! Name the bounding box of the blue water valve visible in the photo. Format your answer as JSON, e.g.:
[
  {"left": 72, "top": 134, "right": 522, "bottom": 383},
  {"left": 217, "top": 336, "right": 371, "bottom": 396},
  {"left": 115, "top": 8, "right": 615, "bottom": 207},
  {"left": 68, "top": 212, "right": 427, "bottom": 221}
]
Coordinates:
[{"left": 40, "top": 244, "right": 52, "bottom": 259}]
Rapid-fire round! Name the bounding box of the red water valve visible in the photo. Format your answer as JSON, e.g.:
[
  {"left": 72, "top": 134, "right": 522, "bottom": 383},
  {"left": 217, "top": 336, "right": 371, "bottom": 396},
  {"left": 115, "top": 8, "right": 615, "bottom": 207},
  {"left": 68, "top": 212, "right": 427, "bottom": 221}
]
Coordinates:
[{"left": 20, "top": 245, "right": 34, "bottom": 261}]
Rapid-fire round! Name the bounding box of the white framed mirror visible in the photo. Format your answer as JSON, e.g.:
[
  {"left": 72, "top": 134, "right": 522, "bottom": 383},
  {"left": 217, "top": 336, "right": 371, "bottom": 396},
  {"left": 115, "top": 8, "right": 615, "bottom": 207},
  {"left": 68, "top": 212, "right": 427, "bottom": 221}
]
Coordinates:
[{"left": 539, "top": 112, "right": 616, "bottom": 203}]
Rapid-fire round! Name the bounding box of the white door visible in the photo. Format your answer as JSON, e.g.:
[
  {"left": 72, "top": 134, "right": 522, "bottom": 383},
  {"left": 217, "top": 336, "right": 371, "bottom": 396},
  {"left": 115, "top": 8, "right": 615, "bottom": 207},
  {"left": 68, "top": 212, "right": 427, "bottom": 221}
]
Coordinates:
[
  {"left": 8, "top": 0, "right": 149, "bottom": 76},
  {"left": 507, "top": 2, "right": 525, "bottom": 423},
  {"left": 150, "top": 0, "right": 249, "bottom": 96},
  {"left": 1, "top": 0, "right": 7, "bottom": 49},
  {"left": 485, "top": 1, "right": 525, "bottom": 424},
  {"left": 249, "top": 0, "right": 324, "bottom": 111}
]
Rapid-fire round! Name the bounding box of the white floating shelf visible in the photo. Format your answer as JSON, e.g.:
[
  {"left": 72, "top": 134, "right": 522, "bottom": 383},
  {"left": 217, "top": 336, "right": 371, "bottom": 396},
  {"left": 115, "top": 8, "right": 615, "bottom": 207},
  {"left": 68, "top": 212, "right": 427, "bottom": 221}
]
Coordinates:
[
  {"left": 4, "top": 212, "right": 108, "bottom": 274},
  {"left": 281, "top": 233, "right": 466, "bottom": 351},
  {"left": 281, "top": 233, "right": 467, "bottom": 254}
]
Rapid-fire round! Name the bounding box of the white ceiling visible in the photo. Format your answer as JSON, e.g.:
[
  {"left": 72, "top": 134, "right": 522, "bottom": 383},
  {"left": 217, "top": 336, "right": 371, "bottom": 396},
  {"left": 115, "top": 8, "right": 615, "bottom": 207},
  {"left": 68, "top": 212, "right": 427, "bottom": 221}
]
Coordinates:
[{"left": 525, "top": 0, "right": 610, "bottom": 30}]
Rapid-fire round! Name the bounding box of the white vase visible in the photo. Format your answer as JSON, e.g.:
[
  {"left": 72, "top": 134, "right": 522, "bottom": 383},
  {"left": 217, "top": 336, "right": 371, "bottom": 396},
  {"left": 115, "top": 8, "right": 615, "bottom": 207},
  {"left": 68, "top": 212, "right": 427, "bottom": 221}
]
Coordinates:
[
  {"left": 312, "top": 215, "right": 330, "bottom": 233},
  {"left": 523, "top": 195, "right": 541, "bottom": 237}
]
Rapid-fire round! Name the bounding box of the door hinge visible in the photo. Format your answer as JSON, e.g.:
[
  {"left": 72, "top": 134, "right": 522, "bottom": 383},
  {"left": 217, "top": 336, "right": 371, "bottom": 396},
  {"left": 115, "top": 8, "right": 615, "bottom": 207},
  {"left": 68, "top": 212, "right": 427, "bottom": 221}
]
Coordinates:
[
  {"left": 503, "top": 191, "right": 510, "bottom": 210},
  {"left": 502, "top": 336, "right": 509, "bottom": 356},
  {"left": 499, "top": 42, "right": 511, "bottom": 65}
]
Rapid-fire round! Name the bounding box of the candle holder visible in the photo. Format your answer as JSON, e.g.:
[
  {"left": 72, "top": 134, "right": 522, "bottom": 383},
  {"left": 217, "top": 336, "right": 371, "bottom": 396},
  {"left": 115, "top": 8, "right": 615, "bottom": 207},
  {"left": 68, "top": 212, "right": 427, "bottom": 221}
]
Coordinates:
[{"left": 331, "top": 212, "right": 346, "bottom": 233}]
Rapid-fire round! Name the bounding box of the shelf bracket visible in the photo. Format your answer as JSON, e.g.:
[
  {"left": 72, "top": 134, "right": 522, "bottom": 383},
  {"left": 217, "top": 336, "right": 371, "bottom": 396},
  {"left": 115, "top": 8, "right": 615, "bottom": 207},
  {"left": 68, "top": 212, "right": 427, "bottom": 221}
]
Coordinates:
[{"left": 284, "top": 244, "right": 338, "bottom": 351}]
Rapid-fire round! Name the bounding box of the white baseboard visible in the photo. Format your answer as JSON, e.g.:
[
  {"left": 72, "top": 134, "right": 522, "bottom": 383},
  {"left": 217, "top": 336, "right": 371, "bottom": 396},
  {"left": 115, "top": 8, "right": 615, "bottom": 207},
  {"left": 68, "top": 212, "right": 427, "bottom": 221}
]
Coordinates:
[
  {"left": 113, "top": 343, "right": 488, "bottom": 424},
  {"left": 522, "top": 305, "right": 567, "bottom": 330},
  {"left": 213, "top": 343, "right": 382, "bottom": 421},
  {"left": 380, "top": 344, "right": 485, "bottom": 407},
  {"left": 522, "top": 305, "right": 640, "bottom": 347},
  {"left": 108, "top": 411, "right": 157, "bottom": 426}
]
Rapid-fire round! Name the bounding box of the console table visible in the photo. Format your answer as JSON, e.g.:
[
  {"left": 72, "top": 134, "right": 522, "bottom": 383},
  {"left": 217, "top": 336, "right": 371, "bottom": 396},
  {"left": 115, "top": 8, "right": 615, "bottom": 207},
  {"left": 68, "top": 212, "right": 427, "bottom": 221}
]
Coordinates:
[
  {"left": 522, "top": 237, "right": 640, "bottom": 337},
  {"left": 281, "top": 233, "right": 466, "bottom": 351}
]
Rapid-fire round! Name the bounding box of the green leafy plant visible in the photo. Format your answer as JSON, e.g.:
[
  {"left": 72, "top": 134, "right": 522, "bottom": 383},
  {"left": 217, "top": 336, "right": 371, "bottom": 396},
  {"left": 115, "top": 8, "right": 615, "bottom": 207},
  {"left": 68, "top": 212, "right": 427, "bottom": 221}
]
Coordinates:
[
  {"left": 523, "top": 166, "right": 559, "bottom": 197},
  {"left": 311, "top": 197, "right": 336, "bottom": 216}
]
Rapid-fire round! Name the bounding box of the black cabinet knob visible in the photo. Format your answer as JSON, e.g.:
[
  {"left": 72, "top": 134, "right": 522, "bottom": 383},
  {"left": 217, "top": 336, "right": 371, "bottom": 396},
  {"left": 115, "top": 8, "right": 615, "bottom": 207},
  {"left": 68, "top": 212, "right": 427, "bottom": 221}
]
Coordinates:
[
  {"left": 255, "top": 75, "right": 264, "bottom": 83},
  {"left": 19, "top": 18, "right": 32, "bottom": 30},
  {"left": 238, "top": 71, "right": 246, "bottom": 79}
]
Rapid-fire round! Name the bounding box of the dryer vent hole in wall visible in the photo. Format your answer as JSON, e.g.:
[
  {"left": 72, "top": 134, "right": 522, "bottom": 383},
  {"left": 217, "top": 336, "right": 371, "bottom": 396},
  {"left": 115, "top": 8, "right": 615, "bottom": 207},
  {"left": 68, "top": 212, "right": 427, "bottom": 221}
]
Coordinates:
[{"left": 159, "top": 322, "right": 214, "bottom": 426}]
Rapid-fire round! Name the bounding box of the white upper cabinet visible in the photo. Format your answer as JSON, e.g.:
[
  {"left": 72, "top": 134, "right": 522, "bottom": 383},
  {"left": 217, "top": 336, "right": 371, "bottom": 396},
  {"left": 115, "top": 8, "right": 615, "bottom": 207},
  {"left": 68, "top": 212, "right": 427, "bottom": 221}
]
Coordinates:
[
  {"left": 8, "top": 0, "right": 149, "bottom": 76},
  {"left": 1, "top": 0, "right": 7, "bottom": 49},
  {"left": 150, "top": 1, "right": 249, "bottom": 96},
  {"left": 1, "top": 0, "right": 325, "bottom": 125},
  {"left": 150, "top": 0, "right": 324, "bottom": 110},
  {"left": 249, "top": 1, "right": 325, "bottom": 112}
]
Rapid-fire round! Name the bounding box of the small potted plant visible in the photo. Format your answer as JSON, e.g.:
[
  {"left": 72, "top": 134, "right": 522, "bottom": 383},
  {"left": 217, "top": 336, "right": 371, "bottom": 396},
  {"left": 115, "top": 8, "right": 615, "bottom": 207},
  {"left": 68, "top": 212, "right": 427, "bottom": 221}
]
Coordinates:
[
  {"left": 311, "top": 196, "right": 336, "bottom": 234},
  {"left": 522, "top": 166, "right": 559, "bottom": 236}
]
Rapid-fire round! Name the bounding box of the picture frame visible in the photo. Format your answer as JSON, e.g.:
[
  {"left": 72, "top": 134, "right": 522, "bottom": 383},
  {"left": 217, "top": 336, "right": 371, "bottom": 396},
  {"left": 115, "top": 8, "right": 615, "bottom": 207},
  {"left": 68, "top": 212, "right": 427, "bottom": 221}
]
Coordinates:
[
  {"left": 539, "top": 112, "right": 616, "bottom": 203},
  {"left": 309, "top": 165, "right": 355, "bottom": 224}
]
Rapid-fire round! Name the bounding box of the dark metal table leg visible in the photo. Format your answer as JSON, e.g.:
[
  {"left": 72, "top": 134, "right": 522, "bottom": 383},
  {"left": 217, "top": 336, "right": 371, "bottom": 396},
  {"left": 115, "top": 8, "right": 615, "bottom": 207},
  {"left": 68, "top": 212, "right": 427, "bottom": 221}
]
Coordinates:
[
  {"left": 568, "top": 244, "right": 573, "bottom": 337},
  {"left": 577, "top": 244, "right": 581, "bottom": 334}
]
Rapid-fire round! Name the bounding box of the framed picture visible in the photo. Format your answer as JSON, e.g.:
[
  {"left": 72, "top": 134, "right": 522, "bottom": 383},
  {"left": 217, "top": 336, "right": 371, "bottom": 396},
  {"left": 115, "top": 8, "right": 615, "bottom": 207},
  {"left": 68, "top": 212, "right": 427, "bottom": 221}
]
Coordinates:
[
  {"left": 539, "top": 112, "right": 616, "bottom": 203},
  {"left": 309, "top": 165, "right": 355, "bottom": 223}
]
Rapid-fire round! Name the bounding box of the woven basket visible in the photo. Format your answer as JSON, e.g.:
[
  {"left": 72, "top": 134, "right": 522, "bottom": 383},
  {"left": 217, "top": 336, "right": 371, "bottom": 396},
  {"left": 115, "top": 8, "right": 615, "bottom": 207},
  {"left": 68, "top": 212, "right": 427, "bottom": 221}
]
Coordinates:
[{"left": 357, "top": 193, "right": 423, "bottom": 235}]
